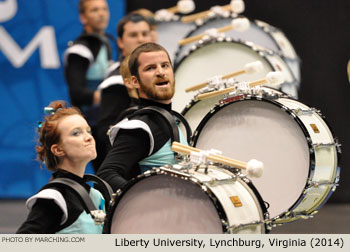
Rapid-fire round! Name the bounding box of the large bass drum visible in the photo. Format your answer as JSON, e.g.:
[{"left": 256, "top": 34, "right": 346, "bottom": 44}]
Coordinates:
[
  {"left": 104, "top": 164, "right": 268, "bottom": 233},
  {"left": 192, "top": 92, "right": 341, "bottom": 223},
  {"left": 173, "top": 38, "right": 298, "bottom": 114},
  {"left": 175, "top": 16, "right": 301, "bottom": 83}
]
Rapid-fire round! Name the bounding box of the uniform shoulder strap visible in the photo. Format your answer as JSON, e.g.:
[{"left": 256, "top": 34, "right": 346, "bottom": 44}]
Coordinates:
[
  {"left": 84, "top": 174, "right": 113, "bottom": 207},
  {"left": 131, "top": 106, "right": 180, "bottom": 143},
  {"left": 42, "top": 177, "right": 106, "bottom": 225},
  {"left": 171, "top": 110, "right": 192, "bottom": 143}
]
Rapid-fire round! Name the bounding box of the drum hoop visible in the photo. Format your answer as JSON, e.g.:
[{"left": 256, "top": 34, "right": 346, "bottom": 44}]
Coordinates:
[
  {"left": 240, "top": 176, "right": 270, "bottom": 232},
  {"left": 181, "top": 99, "right": 200, "bottom": 117},
  {"left": 174, "top": 37, "right": 267, "bottom": 71},
  {"left": 173, "top": 38, "right": 297, "bottom": 85},
  {"left": 174, "top": 15, "right": 298, "bottom": 65},
  {"left": 191, "top": 95, "right": 318, "bottom": 215},
  {"left": 104, "top": 167, "right": 232, "bottom": 233},
  {"left": 182, "top": 86, "right": 291, "bottom": 117}
]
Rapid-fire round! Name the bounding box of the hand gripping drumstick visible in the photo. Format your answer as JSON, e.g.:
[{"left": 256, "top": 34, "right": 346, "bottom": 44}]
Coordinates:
[
  {"left": 185, "top": 61, "right": 263, "bottom": 92},
  {"left": 181, "top": 0, "right": 245, "bottom": 23},
  {"left": 197, "top": 71, "right": 285, "bottom": 100},
  {"left": 178, "top": 17, "right": 250, "bottom": 46},
  {"left": 167, "top": 0, "right": 195, "bottom": 14},
  {"left": 171, "top": 141, "right": 264, "bottom": 178}
]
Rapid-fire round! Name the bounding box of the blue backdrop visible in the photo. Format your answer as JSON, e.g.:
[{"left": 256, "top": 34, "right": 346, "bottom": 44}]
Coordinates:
[{"left": 0, "top": 0, "right": 125, "bottom": 198}]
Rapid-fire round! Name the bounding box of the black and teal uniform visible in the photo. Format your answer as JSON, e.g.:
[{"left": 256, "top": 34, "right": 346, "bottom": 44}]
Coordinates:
[
  {"left": 97, "top": 98, "right": 188, "bottom": 192},
  {"left": 17, "top": 170, "right": 105, "bottom": 234}
]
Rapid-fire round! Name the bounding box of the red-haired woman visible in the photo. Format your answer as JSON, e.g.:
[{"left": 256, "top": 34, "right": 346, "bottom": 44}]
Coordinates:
[{"left": 17, "top": 101, "right": 105, "bottom": 234}]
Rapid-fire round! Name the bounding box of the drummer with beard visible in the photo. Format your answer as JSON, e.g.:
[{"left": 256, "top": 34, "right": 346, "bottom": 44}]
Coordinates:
[{"left": 97, "top": 42, "right": 188, "bottom": 192}]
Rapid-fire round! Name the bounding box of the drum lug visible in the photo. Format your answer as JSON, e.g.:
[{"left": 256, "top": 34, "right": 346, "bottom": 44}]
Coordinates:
[
  {"left": 207, "top": 177, "right": 237, "bottom": 187},
  {"left": 291, "top": 108, "right": 320, "bottom": 116},
  {"left": 227, "top": 220, "right": 265, "bottom": 232},
  {"left": 334, "top": 138, "right": 342, "bottom": 154},
  {"left": 308, "top": 180, "right": 340, "bottom": 188},
  {"left": 311, "top": 142, "right": 340, "bottom": 149}
]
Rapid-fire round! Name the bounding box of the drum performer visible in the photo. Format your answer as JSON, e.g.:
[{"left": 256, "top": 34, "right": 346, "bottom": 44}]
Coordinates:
[
  {"left": 97, "top": 42, "right": 188, "bottom": 192},
  {"left": 95, "top": 13, "right": 152, "bottom": 170},
  {"left": 17, "top": 101, "right": 105, "bottom": 234}
]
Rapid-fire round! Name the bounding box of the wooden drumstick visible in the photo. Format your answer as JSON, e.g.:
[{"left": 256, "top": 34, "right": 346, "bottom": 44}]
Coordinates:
[
  {"left": 178, "top": 17, "right": 249, "bottom": 46},
  {"left": 172, "top": 142, "right": 264, "bottom": 177},
  {"left": 172, "top": 142, "right": 246, "bottom": 167},
  {"left": 197, "top": 71, "right": 285, "bottom": 100},
  {"left": 172, "top": 142, "right": 246, "bottom": 169},
  {"left": 181, "top": 4, "right": 232, "bottom": 23},
  {"left": 185, "top": 61, "right": 263, "bottom": 92}
]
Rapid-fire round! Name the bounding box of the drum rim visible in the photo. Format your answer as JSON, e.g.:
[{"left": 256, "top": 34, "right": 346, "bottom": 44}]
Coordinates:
[
  {"left": 240, "top": 176, "right": 270, "bottom": 232},
  {"left": 174, "top": 15, "right": 299, "bottom": 66},
  {"left": 173, "top": 38, "right": 298, "bottom": 86},
  {"left": 103, "top": 167, "right": 230, "bottom": 234},
  {"left": 191, "top": 94, "right": 317, "bottom": 218},
  {"left": 181, "top": 87, "right": 289, "bottom": 119}
]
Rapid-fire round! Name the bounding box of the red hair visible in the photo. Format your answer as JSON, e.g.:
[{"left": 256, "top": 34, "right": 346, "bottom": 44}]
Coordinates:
[{"left": 36, "top": 101, "right": 82, "bottom": 171}]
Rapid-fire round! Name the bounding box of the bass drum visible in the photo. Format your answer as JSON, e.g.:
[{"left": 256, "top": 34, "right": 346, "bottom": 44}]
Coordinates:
[
  {"left": 175, "top": 16, "right": 301, "bottom": 83},
  {"left": 192, "top": 93, "right": 341, "bottom": 223},
  {"left": 173, "top": 38, "right": 297, "bottom": 113},
  {"left": 183, "top": 87, "right": 285, "bottom": 136},
  {"left": 156, "top": 19, "right": 196, "bottom": 63},
  {"left": 104, "top": 165, "right": 268, "bottom": 234}
]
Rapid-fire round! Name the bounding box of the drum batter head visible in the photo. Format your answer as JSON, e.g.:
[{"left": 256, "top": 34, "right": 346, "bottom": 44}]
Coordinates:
[{"left": 109, "top": 174, "right": 223, "bottom": 234}]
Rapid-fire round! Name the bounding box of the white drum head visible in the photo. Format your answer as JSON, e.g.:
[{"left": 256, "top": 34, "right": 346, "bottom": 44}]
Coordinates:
[
  {"left": 194, "top": 99, "right": 310, "bottom": 218},
  {"left": 174, "top": 40, "right": 276, "bottom": 113},
  {"left": 157, "top": 20, "right": 195, "bottom": 63},
  {"left": 110, "top": 175, "right": 223, "bottom": 233}
]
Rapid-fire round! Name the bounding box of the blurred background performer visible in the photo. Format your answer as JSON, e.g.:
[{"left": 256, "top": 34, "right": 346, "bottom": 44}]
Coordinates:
[
  {"left": 97, "top": 43, "right": 188, "bottom": 192},
  {"left": 131, "top": 8, "right": 158, "bottom": 42},
  {"left": 63, "top": 0, "right": 112, "bottom": 170},
  {"left": 17, "top": 101, "right": 105, "bottom": 234},
  {"left": 95, "top": 13, "right": 152, "bottom": 170}
]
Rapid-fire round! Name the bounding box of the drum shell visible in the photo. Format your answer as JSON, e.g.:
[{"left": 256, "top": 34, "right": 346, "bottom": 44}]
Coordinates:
[{"left": 104, "top": 166, "right": 268, "bottom": 234}]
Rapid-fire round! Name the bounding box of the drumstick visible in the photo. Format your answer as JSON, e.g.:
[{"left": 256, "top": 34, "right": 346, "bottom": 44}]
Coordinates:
[
  {"left": 181, "top": 0, "right": 245, "bottom": 23},
  {"left": 172, "top": 142, "right": 246, "bottom": 169},
  {"left": 167, "top": 0, "right": 195, "bottom": 14},
  {"left": 185, "top": 61, "right": 263, "bottom": 92},
  {"left": 181, "top": 5, "right": 231, "bottom": 23},
  {"left": 172, "top": 142, "right": 246, "bottom": 167},
  {"left": 172, "top": 142, "right": 264, "bottom": 177},
  {"left": 178, "top": 17, "right": 250, "bottom": 46},
  {"left": 197, "top": 71, "right": 285, "bottom": 100}
]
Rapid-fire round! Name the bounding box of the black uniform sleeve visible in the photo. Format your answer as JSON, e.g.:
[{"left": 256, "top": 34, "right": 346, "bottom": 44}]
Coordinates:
[
  {"left": 64, "top": 54, "right": 94, "bottom": 107},
  {"left": 97, "top": 129, "right": 150, "bottom": 192},
  {"left": 16, "top": 199, "right": 63, "bottom": 234},
  {"left": 98, "top": 84, "right": 131, "bottom": 127}
]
